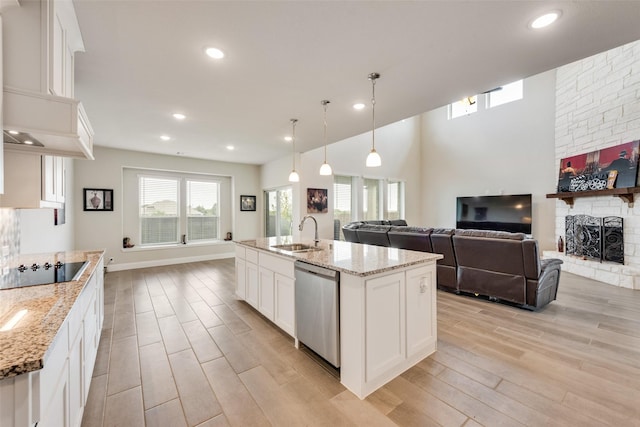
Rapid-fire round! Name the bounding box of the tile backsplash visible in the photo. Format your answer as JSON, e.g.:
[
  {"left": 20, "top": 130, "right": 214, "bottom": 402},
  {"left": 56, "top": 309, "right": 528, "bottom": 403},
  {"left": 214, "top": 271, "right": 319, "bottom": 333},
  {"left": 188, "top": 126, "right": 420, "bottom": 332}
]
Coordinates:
[{"left": 0, "top": 209, "right": 20, "bottom": 287}]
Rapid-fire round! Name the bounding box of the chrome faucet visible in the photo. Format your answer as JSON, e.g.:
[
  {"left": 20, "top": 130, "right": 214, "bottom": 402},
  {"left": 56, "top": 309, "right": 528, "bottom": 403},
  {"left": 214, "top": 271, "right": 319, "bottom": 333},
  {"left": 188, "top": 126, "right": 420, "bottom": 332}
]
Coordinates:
[{"left": 299, "top": 215, "right": 319, "bottom": 245}]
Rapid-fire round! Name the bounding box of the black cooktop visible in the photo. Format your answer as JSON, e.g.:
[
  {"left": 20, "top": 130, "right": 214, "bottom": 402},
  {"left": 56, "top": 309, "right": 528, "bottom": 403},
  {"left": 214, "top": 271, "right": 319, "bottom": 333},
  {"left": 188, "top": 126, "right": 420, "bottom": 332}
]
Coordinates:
[{"left": 3, "top": 261, "right": 89, "bottom": 290}]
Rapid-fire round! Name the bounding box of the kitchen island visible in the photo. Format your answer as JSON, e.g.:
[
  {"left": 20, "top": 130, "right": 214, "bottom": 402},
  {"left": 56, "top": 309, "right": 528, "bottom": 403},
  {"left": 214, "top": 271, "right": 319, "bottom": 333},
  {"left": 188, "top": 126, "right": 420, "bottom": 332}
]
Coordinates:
[
  {"left": 0, "top": 250, "right": 105, "bottom": 427},
  {"left": 235, "top": 237, "right": 442, "bottom": 399}
]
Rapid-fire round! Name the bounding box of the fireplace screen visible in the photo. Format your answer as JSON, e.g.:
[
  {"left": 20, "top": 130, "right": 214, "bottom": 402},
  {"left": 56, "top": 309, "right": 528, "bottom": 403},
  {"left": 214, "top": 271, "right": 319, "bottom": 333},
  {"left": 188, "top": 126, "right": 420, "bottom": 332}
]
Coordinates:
[{"left": 565, "top": 215, "right": 623, "bottom": 264}]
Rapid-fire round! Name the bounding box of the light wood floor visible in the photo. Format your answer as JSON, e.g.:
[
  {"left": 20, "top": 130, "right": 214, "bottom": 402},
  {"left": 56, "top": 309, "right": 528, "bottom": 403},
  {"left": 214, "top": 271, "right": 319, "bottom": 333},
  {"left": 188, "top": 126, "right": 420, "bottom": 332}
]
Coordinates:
[{"left": 81, "top": 258, "right": 640, "bottom": 426}]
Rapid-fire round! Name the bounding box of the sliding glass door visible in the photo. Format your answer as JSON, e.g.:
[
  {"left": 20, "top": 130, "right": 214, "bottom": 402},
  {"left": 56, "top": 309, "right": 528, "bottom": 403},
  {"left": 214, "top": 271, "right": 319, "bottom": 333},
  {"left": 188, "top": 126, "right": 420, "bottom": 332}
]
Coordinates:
[{"left": 264, "top": 187, "right": 293, "bottom": 238}]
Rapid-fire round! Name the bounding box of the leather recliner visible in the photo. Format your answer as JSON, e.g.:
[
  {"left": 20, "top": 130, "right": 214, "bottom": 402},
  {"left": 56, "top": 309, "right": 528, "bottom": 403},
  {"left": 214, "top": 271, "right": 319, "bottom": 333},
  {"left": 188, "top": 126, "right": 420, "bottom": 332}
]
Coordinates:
[{"left": 452, "top": 229, "right": 563, "bottom": 309}]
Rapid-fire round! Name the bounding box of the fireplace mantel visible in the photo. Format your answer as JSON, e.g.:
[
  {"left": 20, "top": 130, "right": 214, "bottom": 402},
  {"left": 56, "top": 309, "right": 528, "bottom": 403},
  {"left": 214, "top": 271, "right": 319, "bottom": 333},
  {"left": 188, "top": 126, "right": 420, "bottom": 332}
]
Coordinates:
[{"left": 546, "top": 186, "right": 640, "bottom": 207}]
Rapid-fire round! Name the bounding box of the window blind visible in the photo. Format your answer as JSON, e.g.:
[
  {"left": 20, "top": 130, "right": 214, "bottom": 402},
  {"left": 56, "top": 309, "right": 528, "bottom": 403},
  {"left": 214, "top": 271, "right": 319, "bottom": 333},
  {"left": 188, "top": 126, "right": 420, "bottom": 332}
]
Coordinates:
[{"left": 139, "top": 176, "right": 179, "bottom": 244}]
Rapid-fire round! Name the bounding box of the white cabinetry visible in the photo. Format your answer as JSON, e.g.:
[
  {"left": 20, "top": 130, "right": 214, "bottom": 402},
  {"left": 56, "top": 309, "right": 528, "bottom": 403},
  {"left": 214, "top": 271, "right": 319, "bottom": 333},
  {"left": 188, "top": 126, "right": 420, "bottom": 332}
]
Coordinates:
[
  {"left": 0, "top": 151, "right": 65, "bottom": 208},
  {"left": 0, "top": 256, "right": 104, "bottom": 427},
  {"left": 234, "top": 246, "right": 246, "bottom": 299},
  {"left": 274, "top": 273, "right": 295, "bottom": 335},
  {"left": 365, "top": 272, "right": 406, "bottom": 382},
  {"left": 234, "top": 246, "right": 295, "bottom": 337},
  {"left": 245, "top": 249, "right": 259, "bottom": 308},
  {"left": 258, "top": 266, "right": 275, "bottom": 319},
  {"left": 42, "top": 155, "right": 65, "bottom": 203},
  {"left": 341, "top": 263, "right": 437, "bottom": 399},
  {"left": 2, "top": 0, "right": 94, "bottom": 159},
  {"left": 406, "top": 266, "right": 436, "bottom": 360}
]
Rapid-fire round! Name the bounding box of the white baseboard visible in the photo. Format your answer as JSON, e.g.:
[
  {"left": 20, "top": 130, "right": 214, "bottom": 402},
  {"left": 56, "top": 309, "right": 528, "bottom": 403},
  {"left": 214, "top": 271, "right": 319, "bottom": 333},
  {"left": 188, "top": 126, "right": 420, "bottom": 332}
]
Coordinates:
[{"left": 106, "top": 252, "right": 235, "bottom": 272}]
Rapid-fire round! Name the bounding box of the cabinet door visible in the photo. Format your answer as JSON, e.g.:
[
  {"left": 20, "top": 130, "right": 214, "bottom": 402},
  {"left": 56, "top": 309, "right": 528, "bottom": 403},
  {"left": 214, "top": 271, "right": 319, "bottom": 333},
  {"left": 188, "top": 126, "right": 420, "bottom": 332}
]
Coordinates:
[
  {"left": 83, "top": 291, "right": 98, "bottom": 400},
  {"left": 68, "top": 332, "right": 83, "bottom": 427},
  {"left": 365, "top": 272, "right": 405, "bottom": 382},
  {"left": 406, "top": 267, "right": 436, "bottom": 358},
  {"left": 50, "top": 11, "right": 65, "bottom": 96},
  {"left": 258, "top": 267, "right": 275, "bottom": 320},
  {"left": 39, "top": 360, "right": 69, "bottom": 427},
  {"left": 42, "top": 156, "right": 65, "bottom": 203},
  {"left": 274, "top": 273, "right": 295, "bottom": 336},
  {"left": 235, "top": 258, "right": 246, "bottom": 299},
  {"left": 246, "top": 262, "right": 259, "bottom": 308}
]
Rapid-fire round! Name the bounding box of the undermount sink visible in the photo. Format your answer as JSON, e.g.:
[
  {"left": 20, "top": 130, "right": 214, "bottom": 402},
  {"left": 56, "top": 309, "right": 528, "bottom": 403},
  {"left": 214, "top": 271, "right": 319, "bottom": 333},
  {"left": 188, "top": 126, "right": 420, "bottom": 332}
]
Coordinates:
[{"left": 271, "top": 243, "right": 323, "bottom": 253}]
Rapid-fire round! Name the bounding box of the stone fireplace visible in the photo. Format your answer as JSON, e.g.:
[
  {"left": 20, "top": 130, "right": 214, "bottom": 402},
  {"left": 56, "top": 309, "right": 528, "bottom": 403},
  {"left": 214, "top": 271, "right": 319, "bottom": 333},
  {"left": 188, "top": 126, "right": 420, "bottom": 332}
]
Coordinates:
[{"left": 549, "top": 40, "right": 640, "bottom": 290}]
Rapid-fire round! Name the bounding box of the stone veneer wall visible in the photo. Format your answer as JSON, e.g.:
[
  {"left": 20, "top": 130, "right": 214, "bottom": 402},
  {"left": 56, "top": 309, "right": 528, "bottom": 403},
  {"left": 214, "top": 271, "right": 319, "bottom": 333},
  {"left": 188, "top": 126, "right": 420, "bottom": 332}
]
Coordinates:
[{"left": 550, "top": 40, "right": 640, "bottom": 289}]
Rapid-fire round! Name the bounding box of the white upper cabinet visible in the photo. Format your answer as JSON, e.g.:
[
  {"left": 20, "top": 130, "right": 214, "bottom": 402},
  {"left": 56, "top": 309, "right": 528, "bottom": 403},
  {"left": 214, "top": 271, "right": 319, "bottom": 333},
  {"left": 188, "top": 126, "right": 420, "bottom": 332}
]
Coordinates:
[{"left": 1, "top": 0, "right": 94, "bottom": 160}]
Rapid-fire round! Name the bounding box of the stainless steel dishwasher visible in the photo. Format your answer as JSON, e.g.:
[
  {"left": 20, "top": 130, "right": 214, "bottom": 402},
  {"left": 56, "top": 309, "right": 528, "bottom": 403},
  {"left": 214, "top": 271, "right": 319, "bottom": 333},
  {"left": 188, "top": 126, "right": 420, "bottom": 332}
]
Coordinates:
[{"left": 294, "top": 261, "right": 340, "bottom": 368}]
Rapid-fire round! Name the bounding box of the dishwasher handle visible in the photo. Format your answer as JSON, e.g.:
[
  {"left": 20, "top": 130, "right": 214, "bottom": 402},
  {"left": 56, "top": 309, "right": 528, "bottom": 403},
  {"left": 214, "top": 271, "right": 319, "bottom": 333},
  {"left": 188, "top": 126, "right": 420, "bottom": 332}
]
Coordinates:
[{"left": 294, "top": 261, "right": 339, "bottom": 280}]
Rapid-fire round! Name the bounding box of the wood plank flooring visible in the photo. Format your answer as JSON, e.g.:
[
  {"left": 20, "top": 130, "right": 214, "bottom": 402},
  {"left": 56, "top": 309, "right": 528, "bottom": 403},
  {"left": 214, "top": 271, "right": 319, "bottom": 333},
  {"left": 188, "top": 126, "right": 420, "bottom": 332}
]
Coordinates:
[{"left": 81, "top": 259, "right": 640, "bottom": 426}]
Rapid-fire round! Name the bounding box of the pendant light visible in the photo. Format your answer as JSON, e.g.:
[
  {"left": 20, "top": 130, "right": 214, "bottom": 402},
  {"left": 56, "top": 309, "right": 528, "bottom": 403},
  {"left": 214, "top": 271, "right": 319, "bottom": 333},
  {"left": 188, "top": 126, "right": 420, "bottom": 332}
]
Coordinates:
[
  {"left": 288, "top": 118, "right": 300, "bottom": 182},
  {"left": 319, "top": 100, "right": 333, "bottom": 176},
  {"left": 366, "top": 72, "right": 382, "bottom": 168}
]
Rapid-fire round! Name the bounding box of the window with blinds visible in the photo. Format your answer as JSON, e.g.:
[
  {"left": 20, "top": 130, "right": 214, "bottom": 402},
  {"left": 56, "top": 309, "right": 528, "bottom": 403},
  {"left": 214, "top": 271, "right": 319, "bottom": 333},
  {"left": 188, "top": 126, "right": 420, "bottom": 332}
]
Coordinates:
[
  {"left": 386, "top": 180, "right": 404, "bottom": 220},
  {"left": 139, "top": 176, "right": 179, "bottom": 245},
  {"left": 187, "top": 180, "right": 219, "bottom": 241},
  {"left": 363, "top": 178, "right": 380, "bottom": 221},
  {"left": 137, "top": 174, "right": 221, "bottom": 246},
  {"left": 333, "top": 176, "right": 353, "bottom": 237}
]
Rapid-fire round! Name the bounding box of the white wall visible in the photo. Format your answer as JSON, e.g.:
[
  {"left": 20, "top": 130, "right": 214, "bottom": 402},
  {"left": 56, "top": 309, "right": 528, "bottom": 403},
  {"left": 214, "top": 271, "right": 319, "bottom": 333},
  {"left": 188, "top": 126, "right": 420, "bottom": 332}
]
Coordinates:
[
  {"left": 74, "top": 146, "right": 261, "bottom": 271},
  {"left": 553, "top": 40, "right": 640, "bottom": 288},
  {"left": 20, "top": 157, "right": 75, "bottom": 254},
  {"left": 261, "top": 116, "right": 423, "bottom": 240},
  {"left": 420, "top": 70, "right": 557, "bottom": 250}
]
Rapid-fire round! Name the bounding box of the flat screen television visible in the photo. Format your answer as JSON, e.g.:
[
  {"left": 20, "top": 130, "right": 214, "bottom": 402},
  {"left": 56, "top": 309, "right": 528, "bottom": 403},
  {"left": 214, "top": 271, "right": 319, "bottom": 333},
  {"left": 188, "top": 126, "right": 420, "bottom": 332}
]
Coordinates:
[{"left": 456, "top": 194, "right": 532, "bottom": 234}]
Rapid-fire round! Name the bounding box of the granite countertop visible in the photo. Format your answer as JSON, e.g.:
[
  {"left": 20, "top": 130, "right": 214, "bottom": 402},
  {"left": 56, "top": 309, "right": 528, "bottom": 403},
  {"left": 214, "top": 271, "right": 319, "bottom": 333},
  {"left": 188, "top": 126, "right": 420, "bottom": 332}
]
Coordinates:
[
  {"left": 236, "top": 237, "right": 442, "bottom": 277},
  {"left": 0, "top": 250, "right": 105, "bottom": 380}
]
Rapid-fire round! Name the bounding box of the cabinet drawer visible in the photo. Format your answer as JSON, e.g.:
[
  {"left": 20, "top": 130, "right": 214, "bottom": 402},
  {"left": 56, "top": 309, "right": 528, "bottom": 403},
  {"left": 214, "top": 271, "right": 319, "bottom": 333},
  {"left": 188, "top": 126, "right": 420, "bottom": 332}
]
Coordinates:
[
  {"left": 235, "top": 245, "right": 246, "bottom": 260},
  {"left": 246, "top": 248, "right": 258, "bottom": 264},
  {"left": 258, "top": 253, "right": 294, "bottom": 278}
]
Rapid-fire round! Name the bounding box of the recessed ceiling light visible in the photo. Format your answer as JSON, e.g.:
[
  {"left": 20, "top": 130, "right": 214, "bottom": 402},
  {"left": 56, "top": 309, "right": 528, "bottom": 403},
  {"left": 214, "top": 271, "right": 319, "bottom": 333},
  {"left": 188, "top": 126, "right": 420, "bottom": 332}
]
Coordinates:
[
  {"left": 172, "top": 113, "right": 186, "bottom": 120},
  {"left": 160, "top": 135, "right": 171, "bottom": 141},
  {"left": 8, "top": 130, "right": 19, "bottom": 135},
  {"left": 531, "top": 11, "right": 560, "bottom": 29},
  {"left": 205, "top": 47, "right": 225, "bottom": 59},
  {"left": 353, "top": 103, "right": 365, "bottom": 110},
  {"left": 24, "top": 140, "right": 33, "bottom": 145},
  {"left": 226, "top": 145, "right": 235, "bottom": 151},
  {"left": 284, "top": 136, "right": 293, "bottom": 142}
]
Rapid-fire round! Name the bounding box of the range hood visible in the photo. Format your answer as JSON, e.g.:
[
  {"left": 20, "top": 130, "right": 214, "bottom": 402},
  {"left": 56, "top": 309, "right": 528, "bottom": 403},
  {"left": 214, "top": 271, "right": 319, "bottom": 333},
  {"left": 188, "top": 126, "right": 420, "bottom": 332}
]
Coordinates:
[{"left": 3, "top": 86, "right": 94, "bottom": 160}]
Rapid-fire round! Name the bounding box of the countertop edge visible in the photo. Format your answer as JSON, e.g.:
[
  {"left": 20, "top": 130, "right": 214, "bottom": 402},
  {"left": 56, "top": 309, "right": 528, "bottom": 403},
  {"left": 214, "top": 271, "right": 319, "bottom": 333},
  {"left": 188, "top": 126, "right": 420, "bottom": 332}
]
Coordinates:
[
  {"left": 235, "top": 239, "right": 443, "bottom": 277},
  {"left": 0, "top": 250, "right": 105, "bottom": 380}
]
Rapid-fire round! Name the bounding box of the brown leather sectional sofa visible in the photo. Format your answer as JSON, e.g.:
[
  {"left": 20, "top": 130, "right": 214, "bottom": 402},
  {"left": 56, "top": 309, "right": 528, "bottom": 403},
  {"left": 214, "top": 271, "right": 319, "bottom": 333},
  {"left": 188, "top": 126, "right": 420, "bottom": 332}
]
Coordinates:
[{"left": 342, "top": 222, "right": 563, "bottom": 310}]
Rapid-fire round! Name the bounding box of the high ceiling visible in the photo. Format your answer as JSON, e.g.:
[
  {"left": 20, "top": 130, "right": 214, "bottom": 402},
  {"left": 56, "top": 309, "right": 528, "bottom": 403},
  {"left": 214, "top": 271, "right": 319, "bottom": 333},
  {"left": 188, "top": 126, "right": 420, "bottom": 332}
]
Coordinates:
[{"left": 73, "top": 1, "right": 640, "bottom": 165}]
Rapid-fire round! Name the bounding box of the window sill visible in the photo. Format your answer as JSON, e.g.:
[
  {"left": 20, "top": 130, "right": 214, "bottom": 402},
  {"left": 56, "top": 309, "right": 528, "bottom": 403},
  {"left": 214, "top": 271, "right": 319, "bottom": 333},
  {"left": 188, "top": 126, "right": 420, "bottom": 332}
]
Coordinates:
[{"left": 121, "top": 239, "right": 233, "bottom": 253}]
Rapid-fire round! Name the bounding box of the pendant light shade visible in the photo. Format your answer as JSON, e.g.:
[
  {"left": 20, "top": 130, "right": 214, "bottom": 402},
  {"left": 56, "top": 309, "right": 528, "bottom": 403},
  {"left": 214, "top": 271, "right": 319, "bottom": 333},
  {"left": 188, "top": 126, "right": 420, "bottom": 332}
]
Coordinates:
[
  {"left": 288, "top": 170, "right": 300, "bottom": 182},
  {"left": 288, "top": 118, "right": 299, "bottom": 182},
  {"left": 366, "top": 148, "right": 382, "bottom": 167},
  {"left": 366, "top": 72, "right": 381, "bottom": 168},
  {"left": 319, "top": 100, "right": 333, "bottom": 176}
]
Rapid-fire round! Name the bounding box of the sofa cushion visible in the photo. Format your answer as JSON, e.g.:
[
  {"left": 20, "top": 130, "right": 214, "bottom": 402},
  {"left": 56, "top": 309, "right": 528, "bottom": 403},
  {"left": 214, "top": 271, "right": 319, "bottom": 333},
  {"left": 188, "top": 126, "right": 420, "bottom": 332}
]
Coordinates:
[
  {"left": 388, "top": 227, "right": 433, "bottom": 252},
  {"left": 356, "top": 224, "right": 392, "bottom": 246},
  {"left": 342, "top": 222, "right": 363, "bottom": 242},
  {"left": 454, "top": 229, "right": 526, "bottom": 240}
]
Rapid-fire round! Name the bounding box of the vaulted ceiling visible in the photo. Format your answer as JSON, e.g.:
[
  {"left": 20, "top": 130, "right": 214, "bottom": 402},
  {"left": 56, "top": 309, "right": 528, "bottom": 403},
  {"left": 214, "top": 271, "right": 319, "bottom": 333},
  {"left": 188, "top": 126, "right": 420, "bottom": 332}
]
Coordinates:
[{"left": 73, "top": 1, "right": 640, "bottom": 165}]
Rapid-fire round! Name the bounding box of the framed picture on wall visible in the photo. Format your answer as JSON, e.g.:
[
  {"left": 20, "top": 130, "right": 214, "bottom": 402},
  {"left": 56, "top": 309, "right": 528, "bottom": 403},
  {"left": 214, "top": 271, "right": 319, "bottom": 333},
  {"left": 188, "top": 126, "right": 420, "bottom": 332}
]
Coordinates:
[
  {"left": 307, "top": 188, "right": 328, "bottom": 213},
  {"left": 83, "top": 188, "right": 114, "bottom": 211},
  {"left": 240, "top": 195, "right": 256, "bottom": 211}
]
